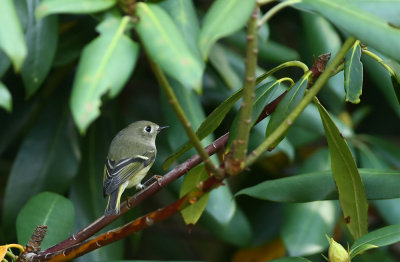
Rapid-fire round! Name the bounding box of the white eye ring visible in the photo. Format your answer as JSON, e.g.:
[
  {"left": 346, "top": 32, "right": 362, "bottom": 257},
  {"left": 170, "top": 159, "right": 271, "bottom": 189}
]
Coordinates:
[{"left": 144, "top": 126, "right": 152, "bottom": 133}]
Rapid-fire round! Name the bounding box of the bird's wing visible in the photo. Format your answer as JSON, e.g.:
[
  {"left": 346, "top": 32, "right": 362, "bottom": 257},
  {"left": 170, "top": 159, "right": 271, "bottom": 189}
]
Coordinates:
[{"left": 103, "top": 151, "right": 155, "bottom": 197}]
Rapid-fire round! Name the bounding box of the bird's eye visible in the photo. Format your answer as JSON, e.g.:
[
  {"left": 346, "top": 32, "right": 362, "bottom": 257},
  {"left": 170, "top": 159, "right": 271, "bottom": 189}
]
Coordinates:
[{"left": 145, "top": 126, "right": 152, "bottom": 133}]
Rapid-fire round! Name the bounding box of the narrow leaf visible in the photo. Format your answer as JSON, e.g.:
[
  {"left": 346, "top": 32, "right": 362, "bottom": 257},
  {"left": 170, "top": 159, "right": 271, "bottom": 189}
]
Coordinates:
[
  {"left": 297, "top": 0, "right": 400, "bottom": 61},
  {"left": 198, "top": 0, "right": 256, "bottom": 60},
  {"left": 0, "top": 0, "right": 27, "bottom": 72},
  {"left": 16, "top": 192, "right": 74, "bottom": 249},
  {"left": 235, "top": 169, "right": 400, "bottom": 202},
  {"left": 22, "top": 0, "right": 58, "bottom": 98},
  {"left": 317, "top": 101, "right": 368, "bottom": 240},
  {"left": 35, "top": 0, "right": 116, "bottom": 19},
  {"left": 344, "top": 42, "right": 363, "bottom": 103},
  {"left": 350, "top": 224, "right": 400, "bottom": 258},
  {"left": 180, "top": 164, "right": 210, "bottom": 225},
  {"left": 265, "top": 74, "right": 309, "bottom": 150},
  {"left": 384, "top": 60, "right": 400, "bottom": 105},
  {"left": 135, "top": 3, "right": 203, "bottom": 93},
  {"left": 0, "top": 82, "right": 12, "bottom": 112},
  {"left": 70, "top": 16, "right": 139, "bottom": 133}
]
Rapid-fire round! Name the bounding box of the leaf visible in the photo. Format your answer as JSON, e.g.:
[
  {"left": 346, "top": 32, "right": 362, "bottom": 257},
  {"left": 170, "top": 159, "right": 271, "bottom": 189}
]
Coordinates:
[
  {"left": 0, "top": 0, "right": 27, "bottom": 72},
  {"left": 198, "top": 0, "right": 256, "bottom": 60},
  {"left": 235, "top": 169, "right": 400, "bottom": 202},
  {"left": 21, "top": 0, "right": 58, "bottom": 98},
  {"left": 350, "top": 0, "right": 400, "bottom": 25},
  {"left": 70, "top": 15, "right": 139, "bottom": 133},
  {"left": 135, "top": 3, "right": 203, "bottom": 93},
  {"left": 35, "top": 0, "right": 116, "bottom": 19},
  {"left": 316, "top": 101, "right": 368, "bottom": 240},
  {"left": 296, "top": 0, "right": 400, "bottom": 61},
  {"left": 0, "top": 49, "right": 11, "bottom": 77},
  {"left": 269, "top": 258, "right": 312, "bottom": 262},
  {"left": 16, "top": 192, "right": 74, "bottom": 249},
  {"left": 0, "top": 82, "right": 12, "bottom": 112},
  {"left": 282, "top": 201, "right": 338, "bottom": 256},
  {"left": 384, "top": 60, "right": 400, "bottom": 105},
  {"left": 344, "top": 42, "right": 363, "bottom": 103},
  {"left": 265, "top": 74, "right": 309, "bottom": 150},
  {"left": 350, "top": 224, "right": 400, "bottom": 258},
  {"left": 179, "top": 164, "right": 210, "bottom": 225},
  {"left": 2, "top": 91, "right": 80, "bottom": 238}
]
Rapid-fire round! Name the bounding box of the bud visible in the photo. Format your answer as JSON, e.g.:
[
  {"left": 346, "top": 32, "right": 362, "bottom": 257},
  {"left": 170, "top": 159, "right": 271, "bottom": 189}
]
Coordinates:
[{"left": 328, "top": 238, "right": 350, "bottom": 262}]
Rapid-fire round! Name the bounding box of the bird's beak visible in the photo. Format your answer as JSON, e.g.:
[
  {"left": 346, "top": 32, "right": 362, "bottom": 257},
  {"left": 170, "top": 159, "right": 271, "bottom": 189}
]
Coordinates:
[{"left": 157, "top": 126, "right": 169, "bottom": 132}]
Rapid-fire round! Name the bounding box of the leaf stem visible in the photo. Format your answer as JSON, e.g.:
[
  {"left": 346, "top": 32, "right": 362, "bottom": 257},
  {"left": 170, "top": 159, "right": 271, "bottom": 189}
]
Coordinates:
[
  {"left": 362, "top": 49, "right": 396, "bottom": 76},
  {"left": 227, "top": 7, "right": 259, "bottom": 173},
  {"left": 148, "top": 58, "right": 220, "bottom": 177},
  {"left": 256, "top": 60, "right": 309, "bottom": 85},
  {"left": 258, "top": 0, "right": 301, "bottom": 27},
  {"left": 244, "top": 36, "right": 357, "bottom": 168}
]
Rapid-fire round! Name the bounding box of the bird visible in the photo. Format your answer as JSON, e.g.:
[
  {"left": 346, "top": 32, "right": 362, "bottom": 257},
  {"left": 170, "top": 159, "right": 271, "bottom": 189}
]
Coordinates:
[{"left": 103, "top": 120, "right": 168, "bottom": 216}]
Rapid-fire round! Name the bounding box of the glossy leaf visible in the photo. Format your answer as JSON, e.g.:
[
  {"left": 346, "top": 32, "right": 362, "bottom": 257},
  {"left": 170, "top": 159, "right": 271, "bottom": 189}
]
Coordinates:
[
  {"left": 21, "top": 0, "right": 58, "bottom": 98},
  {"left": 350, "top": 0, "right": 400, "bottom": 24},
  {"left": 2, "top": 92, "right": 80, "bottom": 238},
  {"left": 317, "top": 101, "right": 368, "bottom": 240},
  {"left": 270, "top": 258, "right": 312, "bottom": 262},
  {"left": 282, "top": 201, "right": 338, "bottom": 256},
  {"left": 36, "top": 0, "right": 116, "bottom": 19},
  {"left": 0, "top": 0, "right": 27, "bottom": 72},
  {"left": 385, "top": 60, "right": 400, "bottom": 105},
  {"left": 0, "top": 82, "right": 12, "bottom": 113},
  {"left": 198, "top": 0, "right": 256, "bottom": 60},
  {"left": 265, "top": 75, "right": 309, "bottom": 150},
  {"left": 70, "top": 16, "right": 139, "bottom": 133},
  {"left": 180, "top": 164, "right": 210, "bottom": 225},
  {"left": 16, "top": 192, "right": 74, "bottom": 249},
  {"left": 236, "top": 169, "right": 400, "bottom": 202},
  {"left": 344, "top": 42, "right": 363, "bottom": 103},
  {"left": 135, "top": 3, "right": 203, "bottom": 93},
  {"left": 374, "top": 199, "right": 400, "bottom": 225},
  {"left": 350, "top": 224, "right": 400, "bottom": 258},
  {"left": 297, "top": 0, "right": 400, "bottom": 61}
]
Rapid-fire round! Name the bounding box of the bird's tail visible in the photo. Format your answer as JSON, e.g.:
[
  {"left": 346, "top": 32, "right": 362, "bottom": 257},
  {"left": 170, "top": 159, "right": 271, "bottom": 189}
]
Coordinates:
[{"left": 105, "top": 188, "right": 122, "bottom": 216}]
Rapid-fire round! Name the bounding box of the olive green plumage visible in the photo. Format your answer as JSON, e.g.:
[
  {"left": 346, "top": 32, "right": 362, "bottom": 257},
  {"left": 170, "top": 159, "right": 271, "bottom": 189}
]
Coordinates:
[{"left": 103, "top": 120, "right": 167, "bottom": 216}]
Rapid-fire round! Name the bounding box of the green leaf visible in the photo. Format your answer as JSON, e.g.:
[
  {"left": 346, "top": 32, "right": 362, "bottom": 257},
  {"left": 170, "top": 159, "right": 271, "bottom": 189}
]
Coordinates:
[
  {"left": 0, "top": 0, "right": 27, "bottom": 72},
  {"left": 384, "top": 60, "right": 400, "bottom": 105},
  {"left": 265, "top": 74, "right": 309, "bottom": 150},
  {"left": 0, "top": 82, "right": 12, "bottom": 113},
  {"left": 0, "top": 50, "right": 11, "bottom": 77},
  {"left": 21, "top": 0, "right": 58, "bottom": 98},
  {"left": 350, "top": 0, "right": 400, "bottom": 24},
  {"left": 350, "top": 224, "right": 400, "bottom": 258},
  {"left": 135, "top": 3, "right": 203, "bottom": 93},
  {"left": 16, "top": 192, "right": 74, "bottom": 249},
  {"left": 70, "top": 15, "right": 139, "bottom": 133},
  {"left": 316, "top": 101, "right": 368, "bottom": 240},
  {"left": 235, "top": 169, "right": 400, "bottom": 202},
  {"left": 282, "top": 201, "right": 338, "bottom": 256},
  {"left": 35, "top": 0, "right": 116, "bottom": 19},
  {"left": 179, "top": 164, "right": 210, "bottom": 225},
  {"left": 296, "top": 0, "right": 400, "bottom": 61},
  {"left": 269, "top": 258, "right": 312, "bottom": 262},
  {"left": 198, "top": 0, "right": 256, "bottom": 60},
  {"left": 344, "top": 42, "right": 363, "bottom": 103},
  {"left": 374, "top": 199, "right": 400, "bottom": 225},
  {"left": 2, "top": 91, "right": 80, "bottom": 238}
]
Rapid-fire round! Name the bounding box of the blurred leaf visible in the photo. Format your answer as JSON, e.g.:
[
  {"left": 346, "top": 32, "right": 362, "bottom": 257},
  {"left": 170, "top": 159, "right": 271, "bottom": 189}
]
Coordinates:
[
  {"left": 258, "top": 11, "right": 270, "bottom": 43},
  {"left": 16, "top": 192, "right": 74, "bottom": 249},
  {"left": 232, "top": 238, "right": 285, "bottom": 262},
  {"left": 69, "top": 119, "right": 125, "bottom": 261},
  {"left": 205, "top": 183, "right": 236, "bottom": 226},
  {"left": 282, "top": 201, "right": 338, "bottom": 256},
  {"left": 350, "top": 0, "right": 400, "bottom": 24},
  {"left": 0, "top": 82, "right": 12, "bottom": 113},
  {"left": 198, "top": 0, "right": 256, "bottom": 60},
  {"left": 269, "top": 258, "right": 312, "bottom": 262},
  {"left": 350, "top": 225, "right": 400, "bottom": 258},
  {"left": 317, "top": 101, "right": 368, "bottom": 240},
  {"left": 296, "top": 0, "right": 400, "bottom": 61},
  {"left": 0, "top": 50, "right": 11, "bottom": 77},
  {"left": 265, "top": 74, "right": 309, "bottom": 150},
  {"left": 70, "top": 15, "right": 139, "bottom": 133},
  {"left": 374, "top": 199, "right": 400, "bottom": 225},
  {"left": 35, "top": 0, "right": 116, "bottom": 19},
  {"left": 344, "top": 42, "right": 363, "bottom": 104},
  {"left": 298, "top": 148, "right": 330, "bottom": 174},
  {"left": 365, "top": 135, "right": 400, "bottom": 169},
  {"left": 0, "top": 0, "right": 27, "bottom": 72},
  {"left": 2, "top": 91, "right": 80, "bottom": 238},
  {"left": 159, "top": 0, "right": 201, "bottom": 60},
  {"left": 236, "top": 169, "right": 400, "bottom": 202},
  {"left": 385, "top": 60, "right": 400, "bottom": 105},
  {"left": 179, "top": 164, "right": 210, "bottom": 225},
  {"left": 209, "top": 44, "right": 242, "bottom": 90},
  {"left": 21, "top": 0, "right": 58, "bottom": 98},
  {"left": 136, "top": 3, "right": 203, "bottom": 93}
]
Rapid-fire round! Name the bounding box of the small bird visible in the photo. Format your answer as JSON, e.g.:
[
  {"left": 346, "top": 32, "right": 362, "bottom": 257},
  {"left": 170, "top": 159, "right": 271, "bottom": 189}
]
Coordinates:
[{"left": 103, "top": 120, "right": 168, "bottom": 216}]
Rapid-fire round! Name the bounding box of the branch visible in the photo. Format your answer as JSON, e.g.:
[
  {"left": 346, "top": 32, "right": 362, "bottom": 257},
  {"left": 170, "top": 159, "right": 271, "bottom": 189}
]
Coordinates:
[{"left": 226, "top": 7, "right": 259, "bottom": 173}]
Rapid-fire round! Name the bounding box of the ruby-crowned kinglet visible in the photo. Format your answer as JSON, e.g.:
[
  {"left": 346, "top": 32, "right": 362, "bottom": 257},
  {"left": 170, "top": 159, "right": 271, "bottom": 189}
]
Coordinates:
[{"left": 103, "top": 120, "right": 168, "bottom": 216}]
